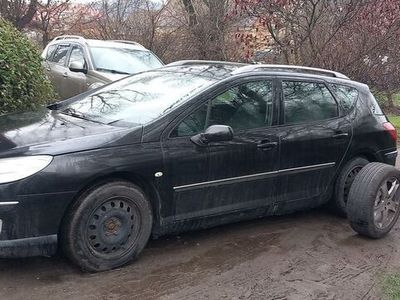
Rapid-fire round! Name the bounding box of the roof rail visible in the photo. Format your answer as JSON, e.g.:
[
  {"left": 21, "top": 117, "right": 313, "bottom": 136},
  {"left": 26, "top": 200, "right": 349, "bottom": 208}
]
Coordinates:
[
  {"left": 53, "top": 35, "right": 85, "bottom": 41},
  {"left": 109, "top": 40, "right": 145, "bottom": 48},
  {"left": 232, "top": 64, "right": 349, "bottom": 79},
  {"left": 167, "top": 60, "right": 246, "bottom": 67}
]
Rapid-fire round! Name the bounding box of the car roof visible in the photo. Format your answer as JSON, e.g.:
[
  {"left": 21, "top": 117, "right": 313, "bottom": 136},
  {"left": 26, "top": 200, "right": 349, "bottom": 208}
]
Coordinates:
[
  {"left": 163, "top": 60, "right": 369, "bottom": 91},
  {"left": 49, "top": 38, "right": 148, "bottom": 51}
]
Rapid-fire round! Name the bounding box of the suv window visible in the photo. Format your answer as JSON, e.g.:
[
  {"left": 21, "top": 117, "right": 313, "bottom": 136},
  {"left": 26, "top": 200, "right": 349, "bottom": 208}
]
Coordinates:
[
  {"left": 283, "top": 81, "right": 338, "bottom": 125},
  {"left": 330, "top": 84, "right": 359, "bottom": 112},
  {"left": 51, "top": 44, "right": 70, "bottom": 65},
  {"left": 171, "top": 81, "right": 273, "bottom": 137},
  {"left": 45, "top": 44, "right": 57, "bottom": 61},
  {"left": 68, "top": 46, "right": 85, "bottom": 67}
]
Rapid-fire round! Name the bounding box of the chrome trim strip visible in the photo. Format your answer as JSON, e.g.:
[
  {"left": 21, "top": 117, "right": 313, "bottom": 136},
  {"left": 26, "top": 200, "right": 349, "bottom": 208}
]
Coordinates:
[
  {"left": 385, "top": 150, "right": 398, "bottom": 156},
  {"left": 0, "top": 202, "right": 19, "bottom": 206},
  {"left": 174, "top": 162, "right": 336, "bottom": 192}
]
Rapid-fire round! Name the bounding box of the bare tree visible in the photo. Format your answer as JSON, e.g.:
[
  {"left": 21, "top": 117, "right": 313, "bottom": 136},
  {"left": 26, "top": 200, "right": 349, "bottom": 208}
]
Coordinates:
[
  {"left": 0, "top": 0, "right": 38, "bottom": 29},
  {"left": 179, "top": 0, "right": 236, "bottom": 60}
]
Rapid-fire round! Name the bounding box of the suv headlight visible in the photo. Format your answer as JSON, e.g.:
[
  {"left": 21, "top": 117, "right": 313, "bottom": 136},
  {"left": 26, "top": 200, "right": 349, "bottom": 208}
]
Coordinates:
[{"left": 0, "top": 155, "right": 53, "bottom": 184}]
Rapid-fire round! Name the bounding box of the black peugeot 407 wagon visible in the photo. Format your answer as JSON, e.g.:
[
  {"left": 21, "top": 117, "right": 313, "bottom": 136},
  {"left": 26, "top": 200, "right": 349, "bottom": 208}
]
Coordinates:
[{"left": 0, "top": 61, "right": 397, "bottom": 271}]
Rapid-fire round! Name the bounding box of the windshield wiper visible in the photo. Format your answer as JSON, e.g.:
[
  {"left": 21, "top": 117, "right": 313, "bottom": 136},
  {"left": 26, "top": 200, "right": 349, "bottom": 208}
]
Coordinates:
[
  {"left": 96, "top": 68, "right": 130, "bottom": 75},
  {"left": 59, "top": 108, "right": 105, "bottom": 125}
]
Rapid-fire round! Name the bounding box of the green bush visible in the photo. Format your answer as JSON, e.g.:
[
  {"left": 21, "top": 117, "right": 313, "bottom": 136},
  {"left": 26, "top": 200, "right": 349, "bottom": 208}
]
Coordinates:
[{"left": 0, "top": 19, "right": 54, "bottom": 115}]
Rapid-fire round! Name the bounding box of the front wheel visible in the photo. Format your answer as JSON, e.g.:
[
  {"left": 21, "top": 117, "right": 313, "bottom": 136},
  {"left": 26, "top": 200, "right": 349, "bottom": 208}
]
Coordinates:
[
  {"left": 61, "top": 181, "right": 153, "bottom": 272},
  {"left": 347, "top": 163, "right": 400, "bottom": 239}
]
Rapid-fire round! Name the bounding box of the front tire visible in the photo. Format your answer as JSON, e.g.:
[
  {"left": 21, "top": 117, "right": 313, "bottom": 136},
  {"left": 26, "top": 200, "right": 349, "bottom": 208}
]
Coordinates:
[
  {"left": 347, "top": 163, "right": 400, "bottom": 239},
  {"left": 61, "top": 181, "right": 153, "bottom": 272}
]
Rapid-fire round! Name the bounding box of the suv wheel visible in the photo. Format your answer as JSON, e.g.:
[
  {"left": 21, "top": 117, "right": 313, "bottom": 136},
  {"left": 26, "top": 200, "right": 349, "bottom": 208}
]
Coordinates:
[
  {"left": 347, "top": 162, "right": 400, "bottom": 238},
  {"left": 332, "top": 157, "right": 369, "bottom": 216},
  {"left": 61, "top": 181, "right": 153, "bottom": 272}
]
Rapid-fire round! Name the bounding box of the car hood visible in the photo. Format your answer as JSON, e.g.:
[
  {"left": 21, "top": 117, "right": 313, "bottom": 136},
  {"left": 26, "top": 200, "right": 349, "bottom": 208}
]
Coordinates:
[
  {"left": 0, "top": 107, "right": 142, "bottom": 157},
  {"left": 91, "top": 71, "right": 129, "bottom": 83}
]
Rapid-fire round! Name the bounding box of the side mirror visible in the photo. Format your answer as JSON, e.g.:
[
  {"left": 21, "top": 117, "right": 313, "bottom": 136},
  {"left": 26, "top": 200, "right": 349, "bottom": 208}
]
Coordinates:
[
  {"left": 69, "top": 61, "right": 87, "bottom": 74},
  {"left": 191, "top": 125, "right": 233, "bottom": 147}
]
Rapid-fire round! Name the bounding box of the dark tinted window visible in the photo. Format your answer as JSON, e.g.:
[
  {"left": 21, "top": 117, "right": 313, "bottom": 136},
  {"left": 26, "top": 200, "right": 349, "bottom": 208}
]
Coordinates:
[
  {"left": 51, "top": 44, "right": 70, "bottom": 65},
  {"left": 68, "top": 46, "right": 85, "bottom": 67},
  {"left": 330, "top": 84, "right": 359, "bottom": 112},
  {"left": 283, "top": 81, "right": 338, "bottom": 124},
  {"left": 172, "top": 81, "right": 273, "bottom": 137}
]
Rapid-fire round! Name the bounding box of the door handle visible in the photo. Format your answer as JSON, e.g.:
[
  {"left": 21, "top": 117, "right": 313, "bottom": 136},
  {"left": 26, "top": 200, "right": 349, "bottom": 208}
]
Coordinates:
[
  {"left": 257, "top": 140, "right": 278, "bottom": 150},
  {"left": 332, "top": 132, "right": 349, "bottom": 139},
  {"left": 63, "top": 72, "right": 68, "bottom": 78}
]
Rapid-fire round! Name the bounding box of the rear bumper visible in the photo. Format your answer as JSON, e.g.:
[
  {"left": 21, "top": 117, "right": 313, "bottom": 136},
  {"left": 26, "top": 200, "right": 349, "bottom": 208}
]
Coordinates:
[
  {"left": 382, "top": 149, "right": 398, "bottom": 165},
  {"left": 0, "top": 234, "right": 57, "bottom": 257}
]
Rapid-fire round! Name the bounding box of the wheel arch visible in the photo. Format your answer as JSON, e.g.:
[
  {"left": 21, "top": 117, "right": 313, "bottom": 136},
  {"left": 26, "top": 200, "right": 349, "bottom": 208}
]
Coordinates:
[{"left": 60, "top": 171, "right": 162, "bottom": 233}]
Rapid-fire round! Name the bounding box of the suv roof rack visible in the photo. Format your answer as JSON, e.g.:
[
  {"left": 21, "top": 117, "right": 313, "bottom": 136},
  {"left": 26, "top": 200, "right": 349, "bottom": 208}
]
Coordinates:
[
  {"left": 167, "top": 60, "right": 246, "bottom": 67},
  {"left": 53, "top": 35, "right": 85, "bottom": 41},
  {"left": 232, "top": 64, "right": 349, "bottom": 79},
  {"left": 109, "top": 40, "right": 145, "bottom": 48}
]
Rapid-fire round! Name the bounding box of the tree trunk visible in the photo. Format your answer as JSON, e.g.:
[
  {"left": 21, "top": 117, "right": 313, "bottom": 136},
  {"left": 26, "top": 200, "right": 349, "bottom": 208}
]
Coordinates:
[{"left": 387, "top": 92, "right": 395, "bottom": 108}]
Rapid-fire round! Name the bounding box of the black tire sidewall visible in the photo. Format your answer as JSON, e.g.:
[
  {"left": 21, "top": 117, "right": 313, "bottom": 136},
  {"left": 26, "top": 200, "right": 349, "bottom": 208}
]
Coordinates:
[
  {"left": 348, "top": 163, "right": 400, "bottom": 239},
  {"left": 333, "top": 157, "right": 369, "bottom": 216},
  {"left": 61, "top": 181, "right": 153, "bottom": 272}
]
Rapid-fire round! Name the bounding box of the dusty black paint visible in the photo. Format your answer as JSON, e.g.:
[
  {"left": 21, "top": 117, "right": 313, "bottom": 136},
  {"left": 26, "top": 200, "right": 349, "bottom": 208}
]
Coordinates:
[{"left": 0, "top": 64, "right": 397, "bottom": 256}]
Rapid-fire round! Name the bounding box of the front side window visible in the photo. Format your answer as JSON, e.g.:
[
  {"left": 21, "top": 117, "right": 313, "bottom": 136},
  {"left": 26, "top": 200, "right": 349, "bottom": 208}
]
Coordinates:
[
  {"left": 68, "top": 46, "right": 85, "bottom": 67},
  {"left": 90, "top": 46, "right": 163, "bottom": 75},
  {"left": 283, "top": 81, "right": 338, "bottom": 125},
  {"left": 172, "top": 81, "right": 273, "bottom": 137},
  {"left": 52, "top": 44, "right": 70, "bottom": 65}
]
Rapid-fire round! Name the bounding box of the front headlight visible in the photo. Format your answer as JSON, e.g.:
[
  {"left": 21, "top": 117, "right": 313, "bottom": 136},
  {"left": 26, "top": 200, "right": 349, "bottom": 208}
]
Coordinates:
[{"left": 0, "top": 155, "right": 53, "bottom": 184}]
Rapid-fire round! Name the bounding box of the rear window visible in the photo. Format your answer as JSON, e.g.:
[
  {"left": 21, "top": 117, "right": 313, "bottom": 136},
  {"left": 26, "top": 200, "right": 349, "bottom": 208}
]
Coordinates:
[
  {"left": 44, "top": 44, "right": 57, "bottom": 60},
  {"left": 367, "top": 92, "right": 384, "bottom": 115},
  {"left": 330, "top": 84, "right": 359, "bottom": 112}
]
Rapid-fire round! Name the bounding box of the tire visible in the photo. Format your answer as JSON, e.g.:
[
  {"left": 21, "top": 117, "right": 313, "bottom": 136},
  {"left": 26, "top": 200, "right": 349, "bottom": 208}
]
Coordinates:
[
  {"left": 60, "top": 181, "right": 153, "bottom": 272},
  {"left": 347, "top": 163, "right": 400, "bottom": 239},
  {"left": 332, "top": 157, "right": 369, "bottom": 217}
]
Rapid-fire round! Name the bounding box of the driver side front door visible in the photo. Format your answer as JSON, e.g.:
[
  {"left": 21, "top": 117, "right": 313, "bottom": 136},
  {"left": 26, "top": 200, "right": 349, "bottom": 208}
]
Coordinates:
[{"left": 163, "top": 79, "right": 280, "bottom": 221}]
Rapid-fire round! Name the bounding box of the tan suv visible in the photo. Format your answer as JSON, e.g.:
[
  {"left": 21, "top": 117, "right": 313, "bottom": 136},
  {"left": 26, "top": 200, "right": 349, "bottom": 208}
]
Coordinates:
[{"left": 41, "top": 35, "right": 164, "bottom": 99}]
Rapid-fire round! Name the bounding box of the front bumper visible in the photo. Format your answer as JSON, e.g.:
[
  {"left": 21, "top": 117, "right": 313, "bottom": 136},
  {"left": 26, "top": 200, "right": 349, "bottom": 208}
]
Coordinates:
[
  {"left": 0, "top": 234, "right": 57, "bottom": 257},
  {"left": 0, "top": 187, "right": 75, "bottom": 257}
]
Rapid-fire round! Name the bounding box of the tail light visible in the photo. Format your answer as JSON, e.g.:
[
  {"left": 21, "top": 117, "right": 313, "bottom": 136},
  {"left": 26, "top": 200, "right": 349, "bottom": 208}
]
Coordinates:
[{"left": 383, "top": 122, "right": 397, "bottom": 143}]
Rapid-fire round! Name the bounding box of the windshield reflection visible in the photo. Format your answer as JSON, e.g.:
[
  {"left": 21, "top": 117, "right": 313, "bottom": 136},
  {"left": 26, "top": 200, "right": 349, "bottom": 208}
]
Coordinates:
[
  {"left": 90, "top": 47, "right": 163, "bottom": 75},
  {"left": 61, "top": 71, "right": 217, "bottom": 126}
]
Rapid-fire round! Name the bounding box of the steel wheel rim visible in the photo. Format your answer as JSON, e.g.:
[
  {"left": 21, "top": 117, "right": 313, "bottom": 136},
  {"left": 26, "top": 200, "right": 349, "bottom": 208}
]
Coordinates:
[
  {"left": 373, "top": 177, "right": 400, "bottom": 229},
  {"left": 85, "top": 197, "right": 141, "bottom": 259},
  {"left": 343, "top": 165, "right": 363, "bottom": 204}
]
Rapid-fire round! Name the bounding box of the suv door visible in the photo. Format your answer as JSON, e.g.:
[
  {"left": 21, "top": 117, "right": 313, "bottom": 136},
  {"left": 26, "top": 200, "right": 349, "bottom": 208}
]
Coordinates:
[
  {"left": 275, "top": 79, "right": 352, "bottom": 209},
  {"left": 163, "top": 79, "right": 280, "bottom": 221},
  {"left": 64, "top": 44, "right": 88, "bottom": 98},
  {"left": 49, "top": 43, "right": 71, "bottom": 99}
]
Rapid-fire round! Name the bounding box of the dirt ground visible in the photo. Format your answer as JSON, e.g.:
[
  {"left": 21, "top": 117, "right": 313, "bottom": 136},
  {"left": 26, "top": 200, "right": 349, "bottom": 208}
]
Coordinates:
[{"left": 1, "top": 157, "right": 399, "bottom": 300}]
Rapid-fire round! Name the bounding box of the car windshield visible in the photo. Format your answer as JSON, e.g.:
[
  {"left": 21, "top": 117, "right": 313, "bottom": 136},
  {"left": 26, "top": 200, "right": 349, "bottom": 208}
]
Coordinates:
[
  {"left": 60, "top": 71, "right": 217, "bottom": 126},
  {"left": 90, "top": 46, "right": 163, "bottom": 74}
]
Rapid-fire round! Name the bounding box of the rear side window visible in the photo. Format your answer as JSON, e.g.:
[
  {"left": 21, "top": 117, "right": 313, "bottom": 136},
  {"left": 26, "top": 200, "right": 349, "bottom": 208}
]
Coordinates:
[
  {"left": 45, "top": 45, "right": 57, "bottom": 60},
  {"left": 51, "top": 44, "right": 70, "bottom": 65},
  {"left": 330, "top": 84, "right": 359, "bottom": 112},
  {"left": 283, "top": 81, "right": 338, "bottom": 125}
]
